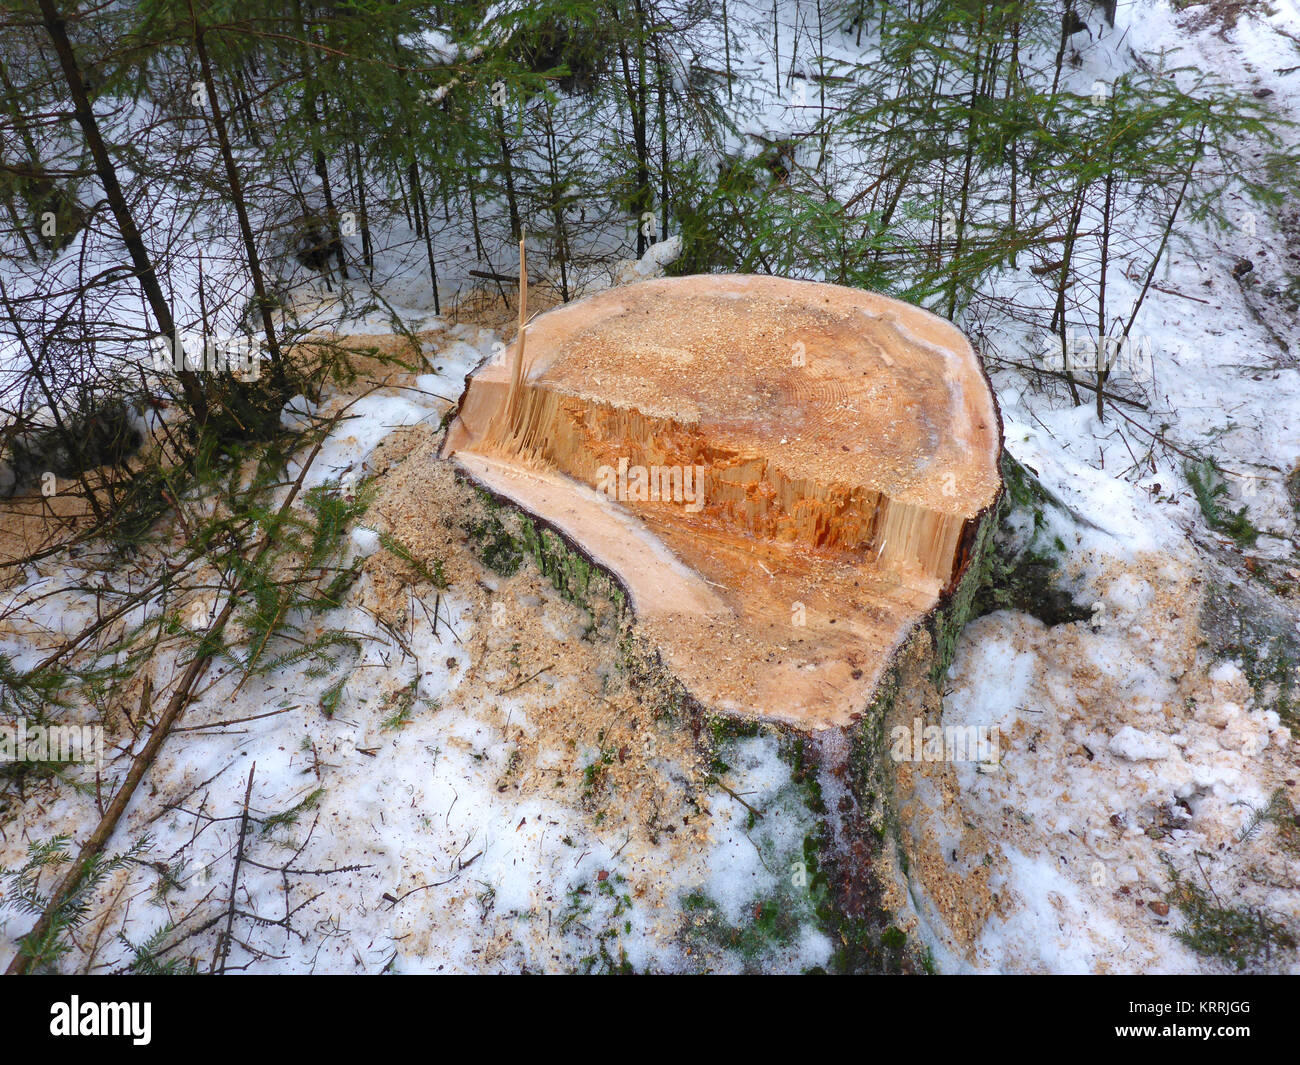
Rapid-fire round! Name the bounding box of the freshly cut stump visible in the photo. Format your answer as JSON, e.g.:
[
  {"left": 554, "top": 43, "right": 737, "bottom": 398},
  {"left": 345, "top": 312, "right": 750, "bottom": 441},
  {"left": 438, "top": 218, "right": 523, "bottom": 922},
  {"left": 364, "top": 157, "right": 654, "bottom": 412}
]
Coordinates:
[{"left": 443, "top": 274, "right": 1002, "bottom": 731}]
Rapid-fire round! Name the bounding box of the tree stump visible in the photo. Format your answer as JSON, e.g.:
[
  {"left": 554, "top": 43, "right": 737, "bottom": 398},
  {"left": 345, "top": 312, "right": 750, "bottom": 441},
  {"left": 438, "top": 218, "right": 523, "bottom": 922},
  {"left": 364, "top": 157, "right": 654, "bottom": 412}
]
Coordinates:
[
  {"left": 443, "top": 274, "right": 1003, "bottom": 731},
  {"left": 442, "top": 274, "right": 1007, "bottom": 967}
]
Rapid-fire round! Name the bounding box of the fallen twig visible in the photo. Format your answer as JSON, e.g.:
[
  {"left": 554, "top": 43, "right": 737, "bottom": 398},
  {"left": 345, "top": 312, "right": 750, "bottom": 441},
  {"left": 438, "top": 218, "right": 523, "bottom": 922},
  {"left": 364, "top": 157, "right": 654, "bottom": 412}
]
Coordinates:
[
  {"left": 214, "top": 763, "right": 256, "bottom": 975},
  {"left": 497, "top": 667, "right": 547, "bottom": 696},
  {"left": 716, "top": 780, "right": 764, "bottom": 820},
  {"left": 174, "top": 706, "right": 297, "bottom": 733}
]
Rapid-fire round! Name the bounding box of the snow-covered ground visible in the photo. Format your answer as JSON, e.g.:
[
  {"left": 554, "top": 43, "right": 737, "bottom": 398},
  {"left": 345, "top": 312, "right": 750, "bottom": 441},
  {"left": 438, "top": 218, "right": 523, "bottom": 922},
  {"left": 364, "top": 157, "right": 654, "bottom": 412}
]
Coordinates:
[
  {"left": 2, "top": 0, "right": 1299, "bottom": 973},
  {"left": 928, "top": 0, "right": 1300, "bottom": 971}
]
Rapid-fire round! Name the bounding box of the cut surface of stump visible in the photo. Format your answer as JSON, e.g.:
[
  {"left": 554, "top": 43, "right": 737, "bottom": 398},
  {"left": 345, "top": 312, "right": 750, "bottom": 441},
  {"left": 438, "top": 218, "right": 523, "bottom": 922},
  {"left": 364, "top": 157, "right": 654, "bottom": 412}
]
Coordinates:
[{"left": 443, "top": 274, "right": 1002, "bottom": 730}]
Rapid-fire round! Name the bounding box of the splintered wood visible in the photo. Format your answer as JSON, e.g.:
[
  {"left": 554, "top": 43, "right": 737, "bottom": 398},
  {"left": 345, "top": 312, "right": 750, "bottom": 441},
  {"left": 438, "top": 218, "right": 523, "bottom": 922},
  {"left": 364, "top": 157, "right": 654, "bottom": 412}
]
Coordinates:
[{"left": 443, "top": 274, "right": 1002, "bottom": 730}]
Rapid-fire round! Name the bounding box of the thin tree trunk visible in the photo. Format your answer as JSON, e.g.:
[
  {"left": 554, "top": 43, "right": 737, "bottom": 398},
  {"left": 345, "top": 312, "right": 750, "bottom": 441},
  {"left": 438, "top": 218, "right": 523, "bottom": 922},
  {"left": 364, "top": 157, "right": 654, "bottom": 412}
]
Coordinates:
[
  {"left": 1050, "top": 0, "right": 1073, "bottom": 101},
  {"left": 947, "top": 7, "right": 987, "bottom": 320},
  {"left": 543, "top": 107, "right": 570, "bottom": 302},
  {"left": 494, "top": 107, "right": 521, "bottom": 243},
  {"left": 1096, "top": 143, "right": 1115, "bottom": 422},
  {"left": 192, "top": 15, "right": 286, "bottom": 393},
  {"left": 817, "top": 0, "right": 827, "bottom": 169},
  {"left": 773, "top": 0, "right": 780, "bottom": 95},
  {"left": 316, "top": 151, "right": 348, "bottom": 281},
  {"left": 1007, "top": 10, "right": 1021, "bottom": 266},
  {"left": 614, "top": 0, "right": 651, "bottom": 255},
  {"left": 1118, "top": 126, "right": 1203, "bottom": 346},
  {"left": 37, "top": 0, "right": 209, "bottom": 422},
  {"left": 1052, "top": 186, "right": 1087, "bottom": 405},
  {"left": 411, "top": 159, "right": 441, "bottom": 315},
  {"left": 468, "top": 178, "right": 487, "bottom": 266},
  {"left": 397, "top": 162, "right": 415, "bottom": 232},
  {"left": 722, "top": 0, "right": 732, "bottom": 99},
  {"left": 350, "top": 139, "right": 373, "bottom": 272},
  {"left": 656, "top": 35, "right": 669, "bottom": 242}
]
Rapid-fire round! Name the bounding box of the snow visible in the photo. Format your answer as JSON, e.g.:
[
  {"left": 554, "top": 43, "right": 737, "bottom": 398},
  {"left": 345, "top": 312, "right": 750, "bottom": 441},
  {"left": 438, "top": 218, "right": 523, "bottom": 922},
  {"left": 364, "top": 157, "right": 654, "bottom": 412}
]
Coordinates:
[
  {"left": 349, "top": 526, "right": 381, "bottom": 558},
  {"left": 1109, "top": 726, "right": 1172, "bottom": 762},
  {"left": 287, "top": 393, "right": 440, "bottom": 491},
  {"left": 614, "top": 235, "right": 685, "bottom": 284}
]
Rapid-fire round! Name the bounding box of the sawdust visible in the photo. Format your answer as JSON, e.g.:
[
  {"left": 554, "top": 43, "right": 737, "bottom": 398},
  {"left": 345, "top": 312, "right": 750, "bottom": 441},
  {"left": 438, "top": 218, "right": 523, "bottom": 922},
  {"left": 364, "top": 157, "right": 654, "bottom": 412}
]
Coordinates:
[
  {"left": 361, "top": 422, "right": 717, "bottom": 878},
  {"left": 886, "top": 629, "right": 1001, "bottom": 952},
  {"left": 934, "top": 549, "right": 1300, "bottom": 970}
]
